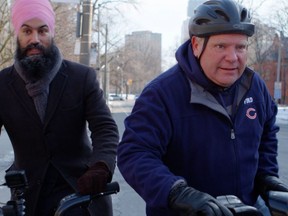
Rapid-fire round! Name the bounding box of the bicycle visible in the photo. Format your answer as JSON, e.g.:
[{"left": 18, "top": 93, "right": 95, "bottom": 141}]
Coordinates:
[
  {"left": 216, "top": 191, "right": 288, "bottom": 216},
  {"left": 1, "top": 170, "right": 288, "bottom": 216},
  {"left": 0, "top": 170, "right": 120, "bottom": 216}
]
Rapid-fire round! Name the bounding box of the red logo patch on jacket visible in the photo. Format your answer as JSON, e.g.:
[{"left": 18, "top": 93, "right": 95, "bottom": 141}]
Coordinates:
[{"left": 246, "top": 107, "right": 257, "bottom": 119}]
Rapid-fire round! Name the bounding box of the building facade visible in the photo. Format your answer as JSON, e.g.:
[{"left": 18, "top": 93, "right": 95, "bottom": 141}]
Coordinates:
[{"left": 253, "top": 34, "right": 288, "bottom": 105}]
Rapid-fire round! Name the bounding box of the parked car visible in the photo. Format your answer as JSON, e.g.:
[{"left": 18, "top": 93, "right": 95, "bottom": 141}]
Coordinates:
[{"left": 108, "top": 94, "right": 124, "bottom": 101}]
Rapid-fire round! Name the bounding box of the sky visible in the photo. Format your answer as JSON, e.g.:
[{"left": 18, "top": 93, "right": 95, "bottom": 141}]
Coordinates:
[
  {"left": 121, "top": 0, "right": 276, "bottom": 51},
  {"left": 123, "top": 0, "right": 188, "bottom": 49}
]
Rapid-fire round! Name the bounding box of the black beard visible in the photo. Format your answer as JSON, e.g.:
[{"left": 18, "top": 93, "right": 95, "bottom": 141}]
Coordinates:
[{"left": 15, "top": 40, "right": 57, "bottom": 82}]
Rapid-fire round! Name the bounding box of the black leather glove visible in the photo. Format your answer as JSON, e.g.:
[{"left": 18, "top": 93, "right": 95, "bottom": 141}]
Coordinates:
[
  {"left": 255, "top": 175, "right": 288, "bottom": 203},
  {"left": 168, "top": 181, "right": 233, "bottom": 216},
  {"left": 77, "top": 161, "right": 111, "bottom": 195}
]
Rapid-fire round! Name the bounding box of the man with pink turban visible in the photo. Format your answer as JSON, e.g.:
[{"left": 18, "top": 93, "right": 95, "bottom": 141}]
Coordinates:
[
  {"left": 0, "top": 0, "right": 119, "bottom": 215},
  {"left": 11, "top": 0, "right": 56, "bottom": 37}
]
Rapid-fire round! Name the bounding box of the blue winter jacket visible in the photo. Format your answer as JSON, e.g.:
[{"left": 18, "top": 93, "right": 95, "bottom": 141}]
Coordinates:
[{"left": 117, "top": 40, "right": 279, "bottom": 216}]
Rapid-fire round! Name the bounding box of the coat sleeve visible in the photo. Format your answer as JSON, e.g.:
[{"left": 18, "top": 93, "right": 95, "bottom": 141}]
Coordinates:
[
  {"left": 256, "top": 79, "right": 280, "bottom": 177},
  {"left": 84, "top": 68, "right": 119, "bottom": 174},
  {"left": 117, "top": 85, "right": 183, "bottom": 208}
]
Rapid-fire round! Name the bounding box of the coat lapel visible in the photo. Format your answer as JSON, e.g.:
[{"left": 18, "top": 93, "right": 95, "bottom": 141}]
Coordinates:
[
  {"left": 43, "top": 69, "right": 68, "bottom": 128},
  {"left": 8, "top": 69, "right": 42, "bottom": 125}
]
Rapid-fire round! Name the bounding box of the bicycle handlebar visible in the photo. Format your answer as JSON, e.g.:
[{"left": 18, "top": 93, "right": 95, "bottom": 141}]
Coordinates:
[
  {"left": 54, "top": 181, "right": 120, "bottom": 216},
  {"left": 267, "top": 191, "right": 288, "bottom": 216},
  {"left": 217, "top": 195, "right": 262, "bottom": 216}
]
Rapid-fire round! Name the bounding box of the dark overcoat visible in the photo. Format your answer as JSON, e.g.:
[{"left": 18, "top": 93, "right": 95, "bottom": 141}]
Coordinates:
[{"left": 0, "top": 60, "right": 119, "bottom": 215}]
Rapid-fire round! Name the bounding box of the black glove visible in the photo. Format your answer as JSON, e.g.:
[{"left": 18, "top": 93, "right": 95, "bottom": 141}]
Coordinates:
[
  {"left": 255, "top": 175, "right": 288, "bottom": 203},
  {"left": 168, "top": 181, "right": 233, "bottom": 216},
  {"left": 77, "top": 161, "right": 111, "bottom": 195}
]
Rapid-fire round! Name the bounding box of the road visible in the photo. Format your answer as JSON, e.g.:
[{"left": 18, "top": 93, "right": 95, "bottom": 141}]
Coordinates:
[
  {"left": 277, "top": 123, "right": 288, "bottom": 184},
  {"left": 109, "top": 100, "right": 146, "bottom": 216},
  {"left": 0, "top": 100, "right": 287, "bottom": 216}
]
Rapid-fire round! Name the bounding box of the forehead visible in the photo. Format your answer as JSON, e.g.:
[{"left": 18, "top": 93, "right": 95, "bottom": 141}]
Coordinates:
[
  {"left": 209, "top": 34, "right": 248, "bottom": 43},
  {"left": 21, "top": 18, "right": 48, "bottom": 29}
]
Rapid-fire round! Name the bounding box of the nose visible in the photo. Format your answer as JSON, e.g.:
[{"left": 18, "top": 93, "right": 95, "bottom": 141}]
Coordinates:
[
  {"left": 30, "top": 31, "right": 40, "bottom": 43},
  {"left": 225, "top": 47, "right": 238, "bottom": 62}
]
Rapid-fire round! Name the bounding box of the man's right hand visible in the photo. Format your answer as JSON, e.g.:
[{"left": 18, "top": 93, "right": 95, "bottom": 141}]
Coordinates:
[{"left": 169, "top": 181, "right": 233, "bottom": 216}]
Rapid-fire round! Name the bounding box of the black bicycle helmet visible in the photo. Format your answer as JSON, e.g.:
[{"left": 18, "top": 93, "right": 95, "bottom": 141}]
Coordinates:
[{"left": 189, "top": 0, "right": 255, "bottom": 37}]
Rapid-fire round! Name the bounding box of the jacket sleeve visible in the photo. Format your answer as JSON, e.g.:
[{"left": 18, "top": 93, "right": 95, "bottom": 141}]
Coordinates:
[
  {"left": 256, "top": 79, "right": 280, "bottom": 178},
  {"left": 84, "top": 68, "right": 119, "bottom": 175},
  {"left": 117, "top": 85, "right": 183, "bottom": 208}
]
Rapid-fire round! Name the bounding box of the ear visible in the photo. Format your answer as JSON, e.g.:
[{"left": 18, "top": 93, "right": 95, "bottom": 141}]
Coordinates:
[{"left": 191, "top": 36, "right": 201, "bottom": 58}]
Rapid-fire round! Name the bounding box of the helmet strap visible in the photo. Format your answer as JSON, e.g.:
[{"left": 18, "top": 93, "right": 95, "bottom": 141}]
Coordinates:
[{"left": 198, "top": 37, "right": 209, "bottom": 61}]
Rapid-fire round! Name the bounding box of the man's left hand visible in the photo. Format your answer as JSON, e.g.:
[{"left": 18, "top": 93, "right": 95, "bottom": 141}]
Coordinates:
[{"left": 77, "top": 162, "right": 111, "bottom": 195}]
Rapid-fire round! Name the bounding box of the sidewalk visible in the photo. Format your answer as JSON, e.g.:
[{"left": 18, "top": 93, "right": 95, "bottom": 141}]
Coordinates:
[{"left": 277, "top": 106, "right": 288, "bottom": 124}]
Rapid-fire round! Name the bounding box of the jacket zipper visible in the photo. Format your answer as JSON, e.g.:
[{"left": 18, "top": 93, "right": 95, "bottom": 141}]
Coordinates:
[{"left": 231, "top": 128, "right": 235, "bottom": 139}]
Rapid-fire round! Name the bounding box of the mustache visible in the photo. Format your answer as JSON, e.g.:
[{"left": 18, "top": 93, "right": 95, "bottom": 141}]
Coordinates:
[{"left": 22, "top": 43, "right": 45, "bottom": 55}]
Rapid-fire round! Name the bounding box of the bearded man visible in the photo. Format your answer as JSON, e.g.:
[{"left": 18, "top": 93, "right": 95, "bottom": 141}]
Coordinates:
[{"left": 0, "top": 0, "right": 119, "bottom": 215}]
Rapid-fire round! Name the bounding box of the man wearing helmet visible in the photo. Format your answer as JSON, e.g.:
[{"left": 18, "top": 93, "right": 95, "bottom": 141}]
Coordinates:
[{"left": 117, "top": 0, "right": 288, "bottom": 215}]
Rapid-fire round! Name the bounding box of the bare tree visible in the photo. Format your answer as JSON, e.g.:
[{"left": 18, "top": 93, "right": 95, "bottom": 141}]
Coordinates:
[
  {"left": 272, "top": 0, "right": 288, "bottom": 35},
  {"left": 53, "top": 3, "right": 79, "bottom": 62},
  {"left": 270, "top": 0, "right": 288, "bottom": 104},
  {"left": 248, "top": 19, "right": 277, "bottom": 80},
  {"left": 0, "top": 0, "right": 14, "bottom": 69},
  {"left": 89, "top": 0, "right": 139, "bottom": 92}
]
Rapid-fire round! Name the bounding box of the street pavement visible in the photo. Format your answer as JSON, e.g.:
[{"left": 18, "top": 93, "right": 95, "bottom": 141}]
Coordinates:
[
  {"left": 0, "top": 100, "right": 287, "bottom": 216},
  {"left": 110, "top": 101, "right": 146, "bottom": 216}
]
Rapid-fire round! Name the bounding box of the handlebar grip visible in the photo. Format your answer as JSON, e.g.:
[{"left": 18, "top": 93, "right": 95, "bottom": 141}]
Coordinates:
[
  {"left": 267, "top": 191, "right": 288, "bottom": 215},
  {"left": 105, "top": 181, "right": 120, "bottom": 193},
  {"left": 54, "top": 181, "right": 120, "bottom": 216}
]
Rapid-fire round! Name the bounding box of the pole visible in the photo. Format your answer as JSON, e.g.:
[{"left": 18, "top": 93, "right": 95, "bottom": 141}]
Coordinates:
[
  {"left": 97, "top": 4, "right": 101, "bottom": 71},
  {"left": 96, "top": 4, "right": 103, "bottom": 89},
  {"left": 121, "top": 67, "right": 123, "bottom": 97},
  {"left": 79, "top": 0, "right": 92, "bottom": 66},
  {"left": 276, "top": 32, "right": 282, "bottom": 83},
  {"left": 103, "top": 24, "right": 108, "bottom": 102},
  {"left": 274, "top": 32, "right": 282, "bottom": 104}
]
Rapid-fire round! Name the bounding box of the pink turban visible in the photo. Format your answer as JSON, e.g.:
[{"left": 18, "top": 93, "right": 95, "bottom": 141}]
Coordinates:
[{"left": 11, "top": 0, "right": 55, "bottom": 36}]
